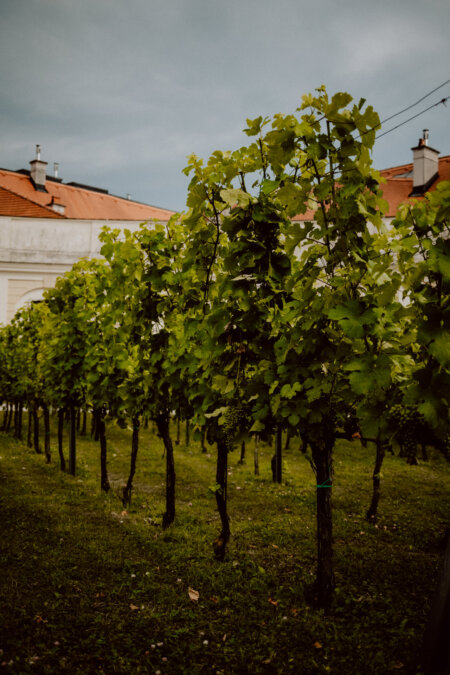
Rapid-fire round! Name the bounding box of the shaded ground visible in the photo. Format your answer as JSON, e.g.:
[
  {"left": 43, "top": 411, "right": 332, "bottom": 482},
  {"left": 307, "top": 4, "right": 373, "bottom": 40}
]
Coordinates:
[{"left": 0, "top": 425, "right": 449, "bottom": 673}]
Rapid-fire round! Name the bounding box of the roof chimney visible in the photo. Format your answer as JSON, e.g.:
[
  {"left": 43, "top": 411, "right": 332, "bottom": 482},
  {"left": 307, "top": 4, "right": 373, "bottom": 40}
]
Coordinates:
[
  {"left": 29, "top": 144, "right": 48, "bottom": 192},
  {"left": 411, "top": 130, "right": 439, "bottom": 195},
  {"left": 53, "top": 162, "right": 59, "bottom": 178}
]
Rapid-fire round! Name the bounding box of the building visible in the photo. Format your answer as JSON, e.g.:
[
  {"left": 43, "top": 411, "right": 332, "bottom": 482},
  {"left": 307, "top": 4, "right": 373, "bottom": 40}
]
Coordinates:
[
  {"left": 377, "top": 131, "right": 449, "bottom": 218},
  {"left": 0, "top": 147, "right": 174, "bottom": 324},
  {"left": 292, "top": 129, "right": 449, "bottom": 222},
  {"left": 1, "top": 134, "right": 448, "bottom": 325}
]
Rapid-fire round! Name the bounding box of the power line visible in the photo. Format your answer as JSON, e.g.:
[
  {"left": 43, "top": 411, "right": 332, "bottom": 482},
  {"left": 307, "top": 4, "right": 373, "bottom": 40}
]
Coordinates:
[
  {"left": 379, "top": 79, "right": 450, "bottom": 126},
  {"left": 244, "top": 83, "right": 450, "bottom": 189},
  {"left": 281, "top": 95, "right": 448, "bottom": 187},
  {"left": 376, "top": 96, "right": 448, "bottom": 140},
  {"left": 351, "top": 90, "right": 449, "bottom": 142}
]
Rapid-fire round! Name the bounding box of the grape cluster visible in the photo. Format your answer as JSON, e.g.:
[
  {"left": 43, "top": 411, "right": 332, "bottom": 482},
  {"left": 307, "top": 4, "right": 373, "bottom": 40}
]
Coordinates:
[
  {"left": 389, "top": 404, "right": 450, "bottom": 463},
  {"left": 389, "top": 404, "right": 423, "bottom": 465},
  {"left": 222, "top": 401, "right": 249, "bottom": 451}
]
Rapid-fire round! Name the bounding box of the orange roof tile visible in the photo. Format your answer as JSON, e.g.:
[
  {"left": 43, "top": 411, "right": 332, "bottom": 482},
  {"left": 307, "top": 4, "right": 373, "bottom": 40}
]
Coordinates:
[
  {"left": 0, "top": 185, "right": 62, "bottom": 218},
  {"left": 292, "top": 154, "right": 450, "bottom": 221},
  {"left": 1, "top": 155, "right": 448, "bottom": 223},
  {"left": 379, "top": 155, "right": 450, "bottom": 217},
  {"left": 0, "top": 168, "right": 174, "bottom": 221}
]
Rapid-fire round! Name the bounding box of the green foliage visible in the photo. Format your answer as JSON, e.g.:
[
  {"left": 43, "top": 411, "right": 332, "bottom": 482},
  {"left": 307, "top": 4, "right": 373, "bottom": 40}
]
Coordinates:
[
  {"left": 393, "top": 181, "right": 450, "bottom": 440},
  {"left": 1, "top": 87, "right": 449, "bottom": 617},
  {"left": 179, "top": 86, "right": 394, "bottom": 454},
  {"left": 3, "top": 86, "right": 444, "bottom": 456}
]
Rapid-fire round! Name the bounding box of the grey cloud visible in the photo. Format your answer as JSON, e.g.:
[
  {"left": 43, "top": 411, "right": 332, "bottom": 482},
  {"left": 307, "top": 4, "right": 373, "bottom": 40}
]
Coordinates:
[{"left": 1, "top": 0, "right": 449, "bottom": 211}]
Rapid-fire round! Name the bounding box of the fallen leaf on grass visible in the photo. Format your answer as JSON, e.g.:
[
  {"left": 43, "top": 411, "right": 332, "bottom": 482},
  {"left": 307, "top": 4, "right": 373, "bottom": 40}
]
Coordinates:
[
  {"left": 188, "top": 587, "right": 199, "bottom": 602},
  {"left": 268, "top": 598, "right": 278, "bottom": 606},
  {"left": 313, "top": 641, "right": 322, "bottom": 649},
  {"left": 129, "top": 604, "right": 139, "bottom": 611}
]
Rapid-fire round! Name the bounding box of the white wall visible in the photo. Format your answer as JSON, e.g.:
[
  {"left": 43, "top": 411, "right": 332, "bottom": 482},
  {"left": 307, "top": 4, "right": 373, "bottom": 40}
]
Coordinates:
[{"left": 0, "top": 215, "right": 159, "bottom": 324}]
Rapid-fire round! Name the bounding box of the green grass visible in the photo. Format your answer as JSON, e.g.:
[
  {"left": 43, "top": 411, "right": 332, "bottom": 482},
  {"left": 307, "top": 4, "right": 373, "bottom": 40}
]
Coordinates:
[{"left": 0, "top": 418, "right": 449, "bottom": 674}]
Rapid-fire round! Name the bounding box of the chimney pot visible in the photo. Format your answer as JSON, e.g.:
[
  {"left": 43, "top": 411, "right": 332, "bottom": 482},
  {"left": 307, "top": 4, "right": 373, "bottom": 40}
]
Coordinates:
[
  {"left": 30, "top": 145, "right": 48, "bottom": 192},
  {"left": 411, "top": 131, "right": 439, "bottom": 195},
  {"left": 54, "top": 162, "right": 59, "bottom": 178}
]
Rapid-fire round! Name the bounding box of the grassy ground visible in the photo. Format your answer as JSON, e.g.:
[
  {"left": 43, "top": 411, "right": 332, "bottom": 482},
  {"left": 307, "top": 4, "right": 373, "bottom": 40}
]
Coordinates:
[{"left": 0, "top": 418, "right": 449, "bottom": 674}]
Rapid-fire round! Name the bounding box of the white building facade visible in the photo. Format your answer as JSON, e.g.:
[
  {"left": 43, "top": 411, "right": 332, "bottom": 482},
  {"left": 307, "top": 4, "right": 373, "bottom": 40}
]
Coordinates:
[{"left": 0, "top": 148, "right": 173, "bottom": 324}]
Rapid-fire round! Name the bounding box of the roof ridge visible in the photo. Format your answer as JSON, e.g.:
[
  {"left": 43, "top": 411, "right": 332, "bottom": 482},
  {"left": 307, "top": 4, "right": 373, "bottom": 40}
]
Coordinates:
[
  {"left": 380, "top": 154, "right": 450, "bottom": 174},
  {"left": 0, "top": 167, "right": 175, "bottom": 215}
]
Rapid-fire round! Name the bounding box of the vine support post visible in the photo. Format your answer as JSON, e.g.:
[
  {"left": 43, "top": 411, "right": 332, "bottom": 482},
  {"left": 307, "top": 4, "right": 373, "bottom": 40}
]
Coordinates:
[
  {"left": 5, "top": 403, "right": 13, "bottom": 433},
  {"left": 311, "top": 437, "right": 335, "bottom": 610},
  {"left": 213, "top": 440, "right": 230, "bottom": 561},
  {"left": 17, "top": 401, "right": 23, "bottom": 440},
  {"left": 80, "top": 409, "right": 87, "bottom": 436},
  {"left": 123, "top": 417, "right": 140, "bottom": 506},
  {"left": 33, "top": 403, "right": 41, "bottom": 454},
  {"left": 271, "top": 425, "right": 282, "bottom": 483},
  {"left": 1, "top": 402, "right": 8, "bottom": 431},
  {"left": 14, "top": 401, "right": 23, "bottom": 440},
  {"left": 254, "top": 435, "right": 260, "bottom": 476},
  {"left": 57, "top": 408, "right": 66, "bottom": 471},
  {"left": 201, "top": 428, "right": 207, "bottom": 453},
  {"left": 156, "top": 413, "right": 176, "bottom": 529},
  {"left": 238, "top": 440, "right": 245, "bottom": 465},
  {"left": 13, "top": 402, "right": 18, "bottom": 438},
  {"left": 175, "top": 408, "right": 181, "bottom": 445},
  {"left": 366, "top": 439, "right": 386, "bottom": 522},
  {"left": 98, "top": 411, "right": 110, "bottom": 492},
  {"left": 27, "top": 408, "right": 33, "bottom": 448},
  {"left": 43, "top": 403, "right": 51, "bottom": 463},
  {"left": 68, "top": 406, "right": 76, "bottom": 475}
]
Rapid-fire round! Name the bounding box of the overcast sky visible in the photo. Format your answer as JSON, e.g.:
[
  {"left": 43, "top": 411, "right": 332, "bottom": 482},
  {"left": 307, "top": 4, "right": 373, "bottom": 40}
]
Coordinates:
[{"left": 0, "top": 0, "right": 449, "bottom": 212}]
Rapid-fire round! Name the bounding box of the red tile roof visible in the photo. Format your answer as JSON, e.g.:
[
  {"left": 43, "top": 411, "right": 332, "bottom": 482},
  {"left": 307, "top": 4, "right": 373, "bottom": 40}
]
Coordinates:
[
  {"left": 292, "top": 154, "right": 450, "bottom": 221},
  {"left": 0, "top": 168, "right": 174, "bottom": 221},
  {"left": 379, "top": 155, "right": 450, "bottom": 217},
  {"left": 0, "top": 185, "right": 62, "bottom": 218},
  {"left": 1, "top": 154, "right": 448, "bottom": 222}
]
